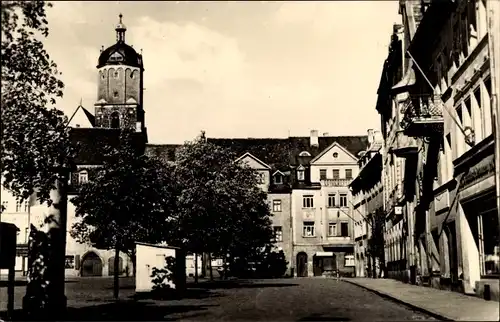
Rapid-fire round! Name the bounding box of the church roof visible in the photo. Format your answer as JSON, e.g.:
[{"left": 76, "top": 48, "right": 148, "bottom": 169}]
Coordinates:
[
  {"left": 97, "top": 14, "right": 142, "bottom": 69},
  {"left": 97, "top": 42, "right": 142, "bottom": 69},
  {"left": 70, "top": 128, "right": 146, "bottom": 165}
]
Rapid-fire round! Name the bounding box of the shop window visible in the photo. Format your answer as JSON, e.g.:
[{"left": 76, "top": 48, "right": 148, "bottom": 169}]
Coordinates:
[{"left": 345, "top": 254, "right": 355, "bottom": 267}]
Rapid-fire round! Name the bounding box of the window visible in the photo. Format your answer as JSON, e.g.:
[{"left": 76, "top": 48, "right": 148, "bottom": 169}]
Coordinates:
[
  {"left": 333, "top": 152, "right": 338, "bottom": 158},
  {"left": 16, "top": 200, "right": 22, "bottom": 212},
  {"left": 113, "top": 90, "right": 119, "bottom": 98},
  {"left": 299, "top": 151, "right": 311, "bottom": 157},
  {"left": 303, "top": 195, "right": 314, "bottom": 208},
  {"left": 297, "top": 169, "right": 305, "bottom": 181},
  {"left": 320, "top": 169, "right": 327, "bottom": 180},
  {"left": 327, "top": 194, "right": 336, "bottom": 208},
  {"left": 25, "top": 227, "right": 29, "bottom": 243},
  {"left": 114, "top": 71, "right": 119, "bottom": 78},
  {"left": 303, "top": 221, "right": 315, "bottom": 237},
  {"left": 65, "top": 256, "right": 75, "bottom": 269},
  {"left": 274, "top": 174, "right": 283, "bottom": 184},
  {"left": 78, "top": 171, "right": 88, "bottom": 184},
  {"left": 341, "top": 222, "right": 349, "bottom": 237},
  {"left": 328, "top": 223, "right": 337, "bottom": 236},
  {"left": 339, "top": 194, "right": 348, "bottom": 207},
  {"left": 273, "top": 200, "right": 282, "bottom": 212},
  {"left": 345, "top": 254, "right": 355, "bottom": 267},
  {"left": 273, "top": 226, "right": 283, "bottom": 242},
  {"left": 256, "top": 172, "right": 265, "bottom": 184},
  {"left": 1, "top": 201, "right": 8, "bottom": 211},
  {"left": 345, "top": 169, "right": 353, "bottom": 180},
  {"left": 332, "top": 169, "right": 340, "bottom": 179}
]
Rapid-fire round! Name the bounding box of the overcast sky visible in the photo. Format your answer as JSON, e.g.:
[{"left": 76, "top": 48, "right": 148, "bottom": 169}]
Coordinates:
[{"left": 44, "top": 1, "right": 401, "bottom": 144}]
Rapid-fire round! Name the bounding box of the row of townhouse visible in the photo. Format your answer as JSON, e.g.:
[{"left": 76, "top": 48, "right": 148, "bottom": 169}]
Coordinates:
[
  {"left": 1, "top": 14, "right": 370, "bottom": 279},
  {"left": 149, "top": 129, "right": 369, "bottom": 277},
  {"left": 351, "top": 0, "right": 500, "bottom": 302}
]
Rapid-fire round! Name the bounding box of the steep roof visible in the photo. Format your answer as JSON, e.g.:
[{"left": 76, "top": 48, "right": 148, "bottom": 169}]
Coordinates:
[
  {"left": 70, "top": 128, "right": 146, "bottom": 165},
  {"left": 145, "top": 135, "right": 368, "bottom": 170}
]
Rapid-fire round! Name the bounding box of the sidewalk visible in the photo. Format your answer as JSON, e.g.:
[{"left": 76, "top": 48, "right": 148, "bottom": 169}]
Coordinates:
[{"left": 344, "top": 277, "right": 499, "bottom": 321}]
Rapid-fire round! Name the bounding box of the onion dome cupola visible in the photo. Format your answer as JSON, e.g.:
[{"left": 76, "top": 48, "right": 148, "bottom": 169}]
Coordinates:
[{"left": 97, "top": 14, "right": 143, "bottom": 69}]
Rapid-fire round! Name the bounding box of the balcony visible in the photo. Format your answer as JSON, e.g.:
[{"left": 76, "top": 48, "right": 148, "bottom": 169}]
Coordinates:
[
  {"left": 390, "top": 131, "right": 419, "bottom": 158},
  {"left": 321, "top": 178, "right": 352, "bottom": 187},
  {"left": 401, "top": 94, "right": 444, "bottom": 137}
]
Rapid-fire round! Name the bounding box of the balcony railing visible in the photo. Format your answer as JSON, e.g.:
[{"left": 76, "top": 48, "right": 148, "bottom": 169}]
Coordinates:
[
  {"left": 391, "top": 131, "right": 419, "bottom": 158},
  {"left": 321, "top": 178, "right": 353, "bottom": 187},
  {"left": 401, "top": 94, "right": 444, "bottom": 137}
]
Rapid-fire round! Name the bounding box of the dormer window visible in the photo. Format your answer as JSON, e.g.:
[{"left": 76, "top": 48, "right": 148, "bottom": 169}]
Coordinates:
[
  {"left": 273, "top": 170, "right": 284, "bottom": 185},
  {"left": 297, "top": 166, "right": 305, "bottom": 181},
  {"left": 299, "top": 151, "right": 311, "bottom": 157},
  {"left": 78, "top": 170, "right": 88, "bottom": 184}
]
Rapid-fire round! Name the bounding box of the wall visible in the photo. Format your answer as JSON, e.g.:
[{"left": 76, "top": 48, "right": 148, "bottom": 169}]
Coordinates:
[
  {"left": 135, "top": 244, "right": 176, "bottom": 292},
  {"left": 268, "top": 192, "right": 292, "bottom": 274}
]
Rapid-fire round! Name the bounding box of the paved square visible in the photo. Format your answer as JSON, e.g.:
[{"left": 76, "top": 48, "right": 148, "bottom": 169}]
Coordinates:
[{"left": 1, "top": 277, "right": 437, "bottom": 321}]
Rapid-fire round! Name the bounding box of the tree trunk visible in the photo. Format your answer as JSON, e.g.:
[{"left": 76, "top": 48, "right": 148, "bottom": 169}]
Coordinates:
[
  {"left": 208, "top": 253, "right": 213, "bottom": 281},
  {"left": 113, "top": 247, "right": 120, "bottom": 299},
  {"left": 194, "top": 253, "right": 199, "bottom": 284},
  {"left": 23, "top": 174, "right": 68, "bottom": 320},
  {"left": 223, "top": 254, "right": 228, "bottom": 280},
  {"left": 129, "top": 251, "right": 136, "bottom": 277}
]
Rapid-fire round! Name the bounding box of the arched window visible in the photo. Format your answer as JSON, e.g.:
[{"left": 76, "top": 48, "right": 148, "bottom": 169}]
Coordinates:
[{"left": 110, "top": 112, "right": 120, "bottom": 128}]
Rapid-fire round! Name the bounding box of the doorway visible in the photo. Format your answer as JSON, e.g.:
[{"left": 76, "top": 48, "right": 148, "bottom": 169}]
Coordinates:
[
  {"left": 81, "top": 252, "right": 103, "bottom": 277},
  {"left": 296, "top": 252, "right": 308, "bottom": 277}
]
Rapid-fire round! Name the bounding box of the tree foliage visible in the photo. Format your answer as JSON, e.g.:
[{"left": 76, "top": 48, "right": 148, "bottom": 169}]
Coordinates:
[
  {"left": 70, "top": 130, "right": 174, "bottom": 297},
  {"left": 170, "top": 136, "right": 274, "bottom": 264},
  {"left": 1, "top": 1, "right": 73, "bottom": 206}
]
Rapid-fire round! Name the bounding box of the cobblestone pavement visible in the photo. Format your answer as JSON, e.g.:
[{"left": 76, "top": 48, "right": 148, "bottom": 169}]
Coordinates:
[{"left": 1, "top": 277, "right": 437, "bottom": 321}]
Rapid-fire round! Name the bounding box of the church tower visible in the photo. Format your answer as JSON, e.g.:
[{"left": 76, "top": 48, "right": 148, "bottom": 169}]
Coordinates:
[{"left": 94, "top": 14, "right": 145, "bottom": 133}]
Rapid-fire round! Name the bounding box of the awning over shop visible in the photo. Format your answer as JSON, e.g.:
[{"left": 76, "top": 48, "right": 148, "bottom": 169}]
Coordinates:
[{"left": 315, "top": 252, "right": 334, "bottom": 257}]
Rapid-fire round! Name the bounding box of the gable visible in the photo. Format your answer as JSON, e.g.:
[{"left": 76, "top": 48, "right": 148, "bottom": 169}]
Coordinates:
[
  {"left": 236, "top": 152, "right": 271, "bottom": 170},
  {"left": 68, "top": 105, "right": 94, "bottom": 128},
  {"left": 311, "top": 142, "right": 358, "bottom": 165}
]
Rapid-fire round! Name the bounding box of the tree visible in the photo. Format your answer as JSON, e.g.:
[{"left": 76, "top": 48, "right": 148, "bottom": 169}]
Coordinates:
[
  {"left": 2, "top": 2, "right": 75, "bottom": 318},
  {"left": 170, "top": 135, "right": 274, "bottom": 281},
  {"left": 1, "top": 1, "right": 72, "bottom": 205},
  {"left": 70, "top": 130, "right": 174, "bottom": 298}
]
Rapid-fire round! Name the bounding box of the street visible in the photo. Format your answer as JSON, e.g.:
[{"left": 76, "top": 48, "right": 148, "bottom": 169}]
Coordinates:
[{"left": 1, "top": 277, "right": 437, "bottom": 321}]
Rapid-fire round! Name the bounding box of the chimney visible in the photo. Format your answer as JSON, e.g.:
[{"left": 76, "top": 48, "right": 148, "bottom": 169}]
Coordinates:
[
  {"left": 310, "top": 130, "right": 319, "bottom": 147},
  {"left": 135, "top": 122, "right": 142, "bottom": 133},
  {"left": 373, "top": 130, "right": 383, "bottom": 143},
  {"left": 367, "top": 129, "right": 374, "bottom": 144},
  {"left": 323, "top": 132, "right": 329, "bottom": 137}
]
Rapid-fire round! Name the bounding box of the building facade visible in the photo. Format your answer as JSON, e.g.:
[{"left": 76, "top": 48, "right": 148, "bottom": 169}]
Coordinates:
[
  {"left": 364, "top": 0, "right": 500, "bottom": 302},
  {"left": 153, "top": 132, "right": 368, "bottom": 277},
  {"left": 350, "top": 130, "right": 384, "bottom": 278}
]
